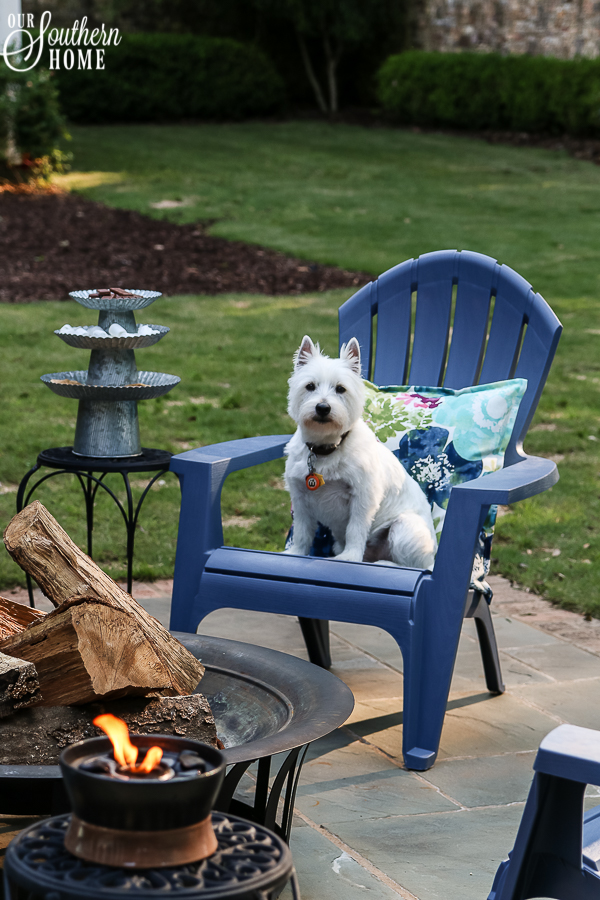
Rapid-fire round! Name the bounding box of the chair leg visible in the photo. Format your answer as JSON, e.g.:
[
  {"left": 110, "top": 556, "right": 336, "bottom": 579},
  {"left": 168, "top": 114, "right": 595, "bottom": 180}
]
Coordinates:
[
  {"left": 470, "top": 594, "right": 505, "bottom": 694},
  {"left": 298, "top": 618, "right": 331, "bottom": 669},
  {"left": 401, "top": 592, "right": 505, "bottom": 770},
  {"left": 400, "top": 622, "right": 458, "bottom": 771},
  {"left": 401, "top": 669, "right": 450, "bottom": 770}
]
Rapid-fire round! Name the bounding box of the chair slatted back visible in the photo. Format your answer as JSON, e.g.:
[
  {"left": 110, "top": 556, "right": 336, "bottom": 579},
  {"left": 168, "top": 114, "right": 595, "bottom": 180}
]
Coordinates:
[{"left": 338, "top": 250, "right": 562, "bottom": 464}]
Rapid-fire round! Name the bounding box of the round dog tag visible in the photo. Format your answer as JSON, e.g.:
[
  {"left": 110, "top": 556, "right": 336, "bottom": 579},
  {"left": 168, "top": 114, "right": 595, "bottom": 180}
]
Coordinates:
[{"left": 305, "top": 473, "right": 325, "bottom": 491}]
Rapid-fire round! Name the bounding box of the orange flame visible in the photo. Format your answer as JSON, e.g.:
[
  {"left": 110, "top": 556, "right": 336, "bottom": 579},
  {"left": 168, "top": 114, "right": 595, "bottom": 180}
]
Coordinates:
[
  {"left": 94, "top": 714, "right": 139, "bottom": 766},
  {"left": 93, "top": 714, "right": 164, "bottom": 773},
  {"left": 131, "top": 745, "right": 163, "bottom": 773}
]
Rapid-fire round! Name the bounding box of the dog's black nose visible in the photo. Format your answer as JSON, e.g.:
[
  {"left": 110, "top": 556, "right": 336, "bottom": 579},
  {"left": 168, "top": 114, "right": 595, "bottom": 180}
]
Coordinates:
[{"left": 315, "top": 402, "right": 331, "bottom": 418}]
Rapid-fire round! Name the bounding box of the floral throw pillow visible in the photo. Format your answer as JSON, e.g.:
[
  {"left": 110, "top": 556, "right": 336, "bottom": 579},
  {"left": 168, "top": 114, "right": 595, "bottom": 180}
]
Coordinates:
[{"left": 363, "top": 378, "right": 528, "bottom": 583}]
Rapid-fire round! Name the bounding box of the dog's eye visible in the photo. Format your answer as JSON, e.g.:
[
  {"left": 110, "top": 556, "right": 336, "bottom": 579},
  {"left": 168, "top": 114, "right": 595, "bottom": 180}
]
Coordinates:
[
  {"left": 306, "top": 382, "right": 315, "bottom": 391},
  {"left": 335, "top": 385, "right": 346, "bottom": 394}
]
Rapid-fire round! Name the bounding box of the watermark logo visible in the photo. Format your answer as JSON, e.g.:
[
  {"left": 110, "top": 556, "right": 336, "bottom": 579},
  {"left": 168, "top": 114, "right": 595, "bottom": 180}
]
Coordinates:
[{"left": 3, "top": 11, "right": 121, "bottom": 72}]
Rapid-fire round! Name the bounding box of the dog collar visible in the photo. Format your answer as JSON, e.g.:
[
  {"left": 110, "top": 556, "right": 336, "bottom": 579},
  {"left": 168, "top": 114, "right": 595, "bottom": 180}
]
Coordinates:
[{"left": 305, "top": 431, "right": 350, "bottom": 457}]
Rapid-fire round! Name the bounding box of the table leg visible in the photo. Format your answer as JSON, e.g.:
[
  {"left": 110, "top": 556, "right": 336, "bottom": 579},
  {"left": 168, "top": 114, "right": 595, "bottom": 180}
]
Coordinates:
[
  {"left": 80, "top": 471, "right": 107, "bottom": 560},
  {"left": 124, "top": 467, "right": 170, "bottom": 595},
  {"left": 122, "top": 472, "right": 135, "bottom": 595},
  {"left": 16, "top": 464, "right": 41, "bottom": 607},
  {"left": 16, "top": 468, "right": 122, "bottom": 607},
  {"left": 16, "top": 459, "right": 169, "bottom": 603},
  {"left": 16, "top": 464, "right": 41, "bottom": 515},
  {"left": 85, "top": 472, "right": 94, "bottom": 558}
]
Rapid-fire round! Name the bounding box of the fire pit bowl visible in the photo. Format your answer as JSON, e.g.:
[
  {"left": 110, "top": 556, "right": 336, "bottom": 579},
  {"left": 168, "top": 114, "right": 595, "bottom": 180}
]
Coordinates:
[
  {"left": 60, "top": 735, "right": 225, "bottom": 868},
  {"left": 0, "top": 634, "right": 354, "bottom": 840}
]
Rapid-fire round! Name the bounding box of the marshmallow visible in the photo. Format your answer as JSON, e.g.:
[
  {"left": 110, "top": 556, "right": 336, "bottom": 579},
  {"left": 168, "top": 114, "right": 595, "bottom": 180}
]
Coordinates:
[
  {"left": 88, "top": 326, "right": 108, "bottom": 338},
  {"left": 108, "top": 323, "right": 129, "bottom": 337}
]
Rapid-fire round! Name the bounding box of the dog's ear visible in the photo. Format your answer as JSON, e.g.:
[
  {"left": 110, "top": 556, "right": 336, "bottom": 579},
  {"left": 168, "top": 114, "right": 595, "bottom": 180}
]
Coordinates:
[
  {"left": 294, "top": 335, "right": 317, "bottom": 369},
  {"left": 341, "top": 337, "right": 361, "bottom": 375}
]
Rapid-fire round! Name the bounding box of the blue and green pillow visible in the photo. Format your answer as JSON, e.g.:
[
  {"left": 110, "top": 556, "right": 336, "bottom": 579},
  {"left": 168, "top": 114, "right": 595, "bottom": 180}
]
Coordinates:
[{"left": 362, "top": 378, "right": 528, "bottom": 580}]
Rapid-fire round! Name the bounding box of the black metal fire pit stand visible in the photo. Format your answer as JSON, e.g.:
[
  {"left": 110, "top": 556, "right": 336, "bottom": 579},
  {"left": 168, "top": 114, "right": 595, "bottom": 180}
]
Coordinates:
[
  {"left": 0, "top": 635, "right": 354, "bottom": 852},
  {"left": 217, "top": 744, "right": 309, "bottom": 843},
  {"left": 16, "top": 446, "right": 172, "bottom": 604},
  {"left": 4, "top": 812, "right": 301, "bottom": 900}
]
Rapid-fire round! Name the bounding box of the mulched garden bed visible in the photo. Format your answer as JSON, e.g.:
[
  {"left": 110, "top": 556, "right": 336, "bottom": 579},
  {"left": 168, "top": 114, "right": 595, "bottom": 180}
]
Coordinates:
[{"left": 0, "top": 191, "right": 369, "bottom": 303}]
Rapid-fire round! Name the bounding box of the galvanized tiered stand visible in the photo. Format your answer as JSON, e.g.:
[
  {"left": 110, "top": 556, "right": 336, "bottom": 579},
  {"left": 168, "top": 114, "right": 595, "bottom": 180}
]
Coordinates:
[
  {"left": 17, "top": 288, "right": 180, "bottom": 601},
  {"left": 42, "top": 287, "right": 179, "bottom": 458}
]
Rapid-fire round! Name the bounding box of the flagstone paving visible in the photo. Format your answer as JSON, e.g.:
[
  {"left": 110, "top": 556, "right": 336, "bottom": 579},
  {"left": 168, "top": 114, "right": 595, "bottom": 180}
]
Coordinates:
[
  {"left": 192, "top": 575, "right": 600, "bottom": 900},
  {"left": 7, "top": 573, "right": 600, "bottom": 899}
]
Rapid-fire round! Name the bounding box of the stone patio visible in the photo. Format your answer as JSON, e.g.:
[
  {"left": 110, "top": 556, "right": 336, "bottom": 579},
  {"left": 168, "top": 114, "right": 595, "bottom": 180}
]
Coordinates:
[{"left": 4, "top": 574, "right": 600, "bottom": 899}]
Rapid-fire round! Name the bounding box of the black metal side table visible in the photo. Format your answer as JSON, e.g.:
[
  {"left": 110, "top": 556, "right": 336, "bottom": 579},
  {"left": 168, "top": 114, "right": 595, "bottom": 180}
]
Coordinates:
[
  {"left": 16, "top": 446, "right": 173, "bottom": 603},
  {"left": 4, "top": 812, "right": 300, "bottom": 899}
]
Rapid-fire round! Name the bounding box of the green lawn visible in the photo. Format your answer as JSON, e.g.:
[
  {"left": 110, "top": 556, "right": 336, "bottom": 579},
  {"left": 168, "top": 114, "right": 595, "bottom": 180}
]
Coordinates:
[
  {"left": 1, "top": 121, "right": 598, "bottom": 615},
  {"left": 59, "top": 121, "right": 600, "bottom": 299}
]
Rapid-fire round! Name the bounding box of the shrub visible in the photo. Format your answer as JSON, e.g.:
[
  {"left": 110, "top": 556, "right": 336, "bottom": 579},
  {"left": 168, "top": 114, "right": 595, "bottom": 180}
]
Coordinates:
[
  {"left": 51, "top": 34, "right": 286, "bottom": 124},
  {"left": 0, "top": 64, "right": 70, "bottom": 181},
  {"left": 377, "top": 51, "right": 600, "bottom": 138}
]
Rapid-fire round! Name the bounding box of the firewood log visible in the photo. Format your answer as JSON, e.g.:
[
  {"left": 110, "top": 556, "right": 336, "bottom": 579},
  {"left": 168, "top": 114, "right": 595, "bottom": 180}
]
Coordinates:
[
  {"left": 0, "top": 651, "right": 41, "bottom": 717},
  {"left": 0, "top": 595, "right": 192, "bottom": 705},
  {"left": 0, "top": 596, "right": 45, "bottom": 640},
  {"left": 2, "top": 502, "right": 204, "bottom": 703}
]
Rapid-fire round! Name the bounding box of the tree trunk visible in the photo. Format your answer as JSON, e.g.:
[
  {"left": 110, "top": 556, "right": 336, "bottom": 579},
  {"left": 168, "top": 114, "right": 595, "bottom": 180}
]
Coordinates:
[
  {"left": 323, "top": 35, "right": 340, "bottom": 115},
  {"left": 296, "top": 28, "right": 328, "bottom": 113}
]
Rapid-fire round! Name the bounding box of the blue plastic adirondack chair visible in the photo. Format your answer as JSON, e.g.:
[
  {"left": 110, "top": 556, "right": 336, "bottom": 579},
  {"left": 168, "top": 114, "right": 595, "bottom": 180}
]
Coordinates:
[
  {"left": 169, "top": 249, "right": 562, "bottom": 771},
  {"left": 489, "top": 723, "right": 600, "bottom": 900}
]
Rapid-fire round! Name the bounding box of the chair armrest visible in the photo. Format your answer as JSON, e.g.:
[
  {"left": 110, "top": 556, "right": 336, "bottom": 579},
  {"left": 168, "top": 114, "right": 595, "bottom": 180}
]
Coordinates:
[
  {"left": 445, "top": 454, "right": 558, "bottom": 506},
  {"left": 170, "top": 433, "right": 292, "bottom": 557},
  {"left": 437, "top": 454, "right": 557, "bottom": 564},
  {"left": 536, "top": 724, "right": 600, "bottom": 785},
  {"left": 170, "top": 434, "right": 292, "bottom": 477},
  {"left": 423, "top": 455, "right": 558, "bottom": 621},
  {"left": 170, "top": 435, "right": 292, "bottom": 631}
]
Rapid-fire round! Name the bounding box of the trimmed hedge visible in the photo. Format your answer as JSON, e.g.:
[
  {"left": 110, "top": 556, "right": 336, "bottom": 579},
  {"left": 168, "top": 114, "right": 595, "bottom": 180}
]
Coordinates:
[
  {"left": 377, "top": 51, "right": 600, "bottom": 137},
  {"left": 52, "top": 34, "right": 286, "bottom": 123}
]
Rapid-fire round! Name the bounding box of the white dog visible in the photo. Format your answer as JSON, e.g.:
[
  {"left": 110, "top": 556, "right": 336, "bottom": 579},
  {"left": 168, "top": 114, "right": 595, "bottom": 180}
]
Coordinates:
[{"left": 284, "top": 336, "right": 437, "bottom": 568}]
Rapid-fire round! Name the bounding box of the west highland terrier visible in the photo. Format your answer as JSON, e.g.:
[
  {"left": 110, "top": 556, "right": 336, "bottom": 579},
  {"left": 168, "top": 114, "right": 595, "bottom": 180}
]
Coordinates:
[{"left": 284, "top": 336, "right": 437, "bottom": 568}]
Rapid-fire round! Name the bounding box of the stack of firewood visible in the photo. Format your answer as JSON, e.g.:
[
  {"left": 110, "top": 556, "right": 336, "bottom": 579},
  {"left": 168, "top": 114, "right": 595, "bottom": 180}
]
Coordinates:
[{"left": 0, "top": 501, "right": 218, "bottom": 764}]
